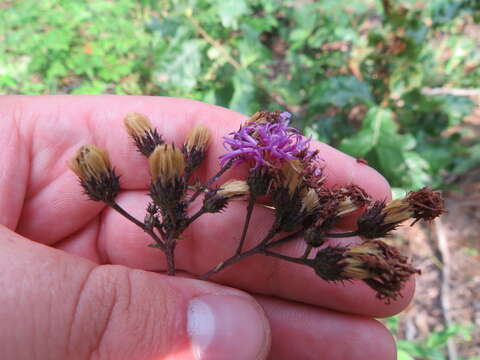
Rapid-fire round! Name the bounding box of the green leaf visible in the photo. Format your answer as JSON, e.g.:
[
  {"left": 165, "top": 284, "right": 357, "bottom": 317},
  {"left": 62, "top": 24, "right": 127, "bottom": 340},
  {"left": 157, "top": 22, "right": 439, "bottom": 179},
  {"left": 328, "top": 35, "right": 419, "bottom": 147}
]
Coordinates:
[
  {"left": 229, "top": 70, "right": 256, "bottom": 114},
  {"left": 310, "top": 76, "right": 373, "bottom": 107},
  {"left": 217, "top": 0, "right": 249, "bottom": 29}
]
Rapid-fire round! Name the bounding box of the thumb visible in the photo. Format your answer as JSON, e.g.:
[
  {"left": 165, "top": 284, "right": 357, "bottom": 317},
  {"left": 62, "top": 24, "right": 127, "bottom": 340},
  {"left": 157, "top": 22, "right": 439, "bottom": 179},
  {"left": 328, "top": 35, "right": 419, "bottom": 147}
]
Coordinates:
[{"left": 0, "top": 226, "right": 270, "bottom": 360}]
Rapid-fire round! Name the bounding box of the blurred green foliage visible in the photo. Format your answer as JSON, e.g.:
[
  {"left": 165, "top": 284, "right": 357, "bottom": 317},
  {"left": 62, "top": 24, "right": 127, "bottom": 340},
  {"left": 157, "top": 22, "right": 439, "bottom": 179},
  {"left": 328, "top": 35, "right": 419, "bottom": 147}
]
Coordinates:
[
  {"left": 385, "top": 315, "right": 478, "bottom": 360},
  {"left": 1, "top": 0, "right": 479, "bottom": 191}
]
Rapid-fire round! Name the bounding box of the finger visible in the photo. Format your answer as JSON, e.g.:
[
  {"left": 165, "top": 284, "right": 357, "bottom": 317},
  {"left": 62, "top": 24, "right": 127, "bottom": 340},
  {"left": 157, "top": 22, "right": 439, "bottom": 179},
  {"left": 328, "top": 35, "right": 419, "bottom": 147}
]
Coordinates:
[
  {"left": 97, "top": 191, "right": 414, "bottom": 318},
  {"left": 0, "top": 225, "right": 270, "bottom": 360},
  {"left": 4, "top": 95, "right": 391, "bottom": 244},
  {"left": 256, "top": 295, "right": 396, "bottom": 360}
]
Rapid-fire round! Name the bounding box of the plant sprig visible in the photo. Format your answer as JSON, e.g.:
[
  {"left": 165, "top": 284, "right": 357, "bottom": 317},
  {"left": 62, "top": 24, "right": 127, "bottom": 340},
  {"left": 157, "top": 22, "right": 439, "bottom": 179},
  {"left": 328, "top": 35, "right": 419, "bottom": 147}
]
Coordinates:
[{"left": 68, "top": 110, "right": 445, "bottom": 303}]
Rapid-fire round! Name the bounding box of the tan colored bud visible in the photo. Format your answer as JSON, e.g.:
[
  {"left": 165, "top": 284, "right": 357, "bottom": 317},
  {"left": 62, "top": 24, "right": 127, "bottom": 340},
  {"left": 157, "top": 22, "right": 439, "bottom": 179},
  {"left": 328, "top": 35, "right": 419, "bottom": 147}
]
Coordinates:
[
  {"left": 218, "top": 180, "right": 249, "bottom": 200},
  {"left": 124, "top": 112, "right": 153, "bottom": 138},
  {"left": 68, "top": 145, "right": 112, "bottom": 182},
  {"left": 68, "top": 145, "right": 120, "bottom": 202},
  {"left": 149, "top": 144, "right": 185, "bottom": 185},
  {"left": 185, "top": 125, "right": 211, "bottom": 153}
]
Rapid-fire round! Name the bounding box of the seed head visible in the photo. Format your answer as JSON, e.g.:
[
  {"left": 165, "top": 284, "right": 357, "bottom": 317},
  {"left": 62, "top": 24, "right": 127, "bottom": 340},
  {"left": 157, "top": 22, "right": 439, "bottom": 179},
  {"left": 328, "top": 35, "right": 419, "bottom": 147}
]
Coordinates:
[
  {"left": 124, "top": 112, "right": 163, "bottom": 156},
  {"left": 68, "top": 145, "right": 120, "bottom": 202}
]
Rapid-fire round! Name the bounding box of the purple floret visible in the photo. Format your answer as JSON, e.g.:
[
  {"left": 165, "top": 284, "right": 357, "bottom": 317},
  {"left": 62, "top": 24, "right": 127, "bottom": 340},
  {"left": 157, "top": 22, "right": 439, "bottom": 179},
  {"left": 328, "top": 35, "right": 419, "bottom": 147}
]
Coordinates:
[{"left": 220, "top": 112, "right": 318, "bottom": 170}]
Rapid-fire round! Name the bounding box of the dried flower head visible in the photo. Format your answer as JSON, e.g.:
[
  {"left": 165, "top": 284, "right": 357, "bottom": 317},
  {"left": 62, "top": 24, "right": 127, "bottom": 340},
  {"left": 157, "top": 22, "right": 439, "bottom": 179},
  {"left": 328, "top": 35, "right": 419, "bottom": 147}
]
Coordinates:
[
  {"left": 68, "top": 145, "right": 120, "bottom": 202},
  {"left": 149, "top": 144, "right": 186, "bottom": 208},
  {"left": 357, "top": 187, "right": 445, "bottom": 238},
  {"left": 312, "top": 240, "right": 419, "bottom": 302},
  {"left": 124, "top": 112, "right": 163, "bottom": 156},
  {"left": 300, "top": 188, "right": 320, "bottom": 214},
  {"left": 220, "top": 111, "right": 318, "bottom": 171},
  {"left": 183, "top": 125, "right": 211, "bottom": 173},
  {"left": 203, "top": 180, "right": 250, "bottom": 213}
]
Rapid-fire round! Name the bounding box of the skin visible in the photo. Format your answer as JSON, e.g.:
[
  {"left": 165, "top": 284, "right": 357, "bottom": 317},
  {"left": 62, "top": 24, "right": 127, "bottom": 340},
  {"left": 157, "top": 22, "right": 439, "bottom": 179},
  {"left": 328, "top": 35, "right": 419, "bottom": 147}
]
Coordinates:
[{"left": 0, "top": 95, "right": 413, "bottom": 359}]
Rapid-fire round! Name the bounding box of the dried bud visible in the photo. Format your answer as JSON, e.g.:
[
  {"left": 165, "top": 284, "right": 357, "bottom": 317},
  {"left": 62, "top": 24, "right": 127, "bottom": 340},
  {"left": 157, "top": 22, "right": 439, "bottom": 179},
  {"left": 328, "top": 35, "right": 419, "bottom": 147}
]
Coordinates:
[
  {"left": 149, "top": 144, "right": 186, "bottom": 208},
  {"left": 357, "top": 188, "right": 444, "bottom": 238},
  {"left": 304, "top": 226, "right": 326, "bottom": 247},
  {"left": 68, "top": 145, "right": 120, "bottom": 202},
  {"left": 183, "top": 125, "right": 211, "bottom": 173},
  {"left": 312, "top": 241, "right": 419, "bottom": 302},
  {"left": 203, "top": 180, "right": 250, "bottom": 213},
  {"left": 124, "top": 112, "right": 163, "bottom": 156}
]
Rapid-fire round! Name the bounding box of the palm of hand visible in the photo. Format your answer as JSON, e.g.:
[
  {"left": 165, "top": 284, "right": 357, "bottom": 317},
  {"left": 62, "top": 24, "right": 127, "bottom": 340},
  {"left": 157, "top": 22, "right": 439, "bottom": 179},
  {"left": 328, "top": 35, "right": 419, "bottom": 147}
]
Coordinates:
[{"left": 0, "top": 95, "right": 408, "bottom": 359}]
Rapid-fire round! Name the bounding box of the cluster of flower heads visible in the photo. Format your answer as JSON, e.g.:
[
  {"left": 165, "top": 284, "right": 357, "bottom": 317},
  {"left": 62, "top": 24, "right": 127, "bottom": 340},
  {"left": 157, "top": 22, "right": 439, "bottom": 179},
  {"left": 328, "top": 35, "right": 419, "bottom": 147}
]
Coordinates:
[
  {"left": 68, "top": 109, "right": 445, "bottom": 301},
  {"left": 220, "top": 110, "right": 445, "bottom": 302}
]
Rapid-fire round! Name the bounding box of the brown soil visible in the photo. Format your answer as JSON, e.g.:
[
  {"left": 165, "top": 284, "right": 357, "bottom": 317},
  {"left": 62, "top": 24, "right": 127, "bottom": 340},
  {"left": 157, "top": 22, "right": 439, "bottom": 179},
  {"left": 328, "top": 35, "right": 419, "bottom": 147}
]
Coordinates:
[{"left": 392, "top": 105, "right": 480, "bottom": 359}]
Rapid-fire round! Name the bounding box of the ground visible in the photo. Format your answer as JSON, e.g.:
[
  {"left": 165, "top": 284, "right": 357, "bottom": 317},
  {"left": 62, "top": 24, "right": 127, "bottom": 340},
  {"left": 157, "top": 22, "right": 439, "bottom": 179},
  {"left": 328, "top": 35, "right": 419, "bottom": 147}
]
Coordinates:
[{"left": 393, "top": 104, "right": 480, "bottom": 359}]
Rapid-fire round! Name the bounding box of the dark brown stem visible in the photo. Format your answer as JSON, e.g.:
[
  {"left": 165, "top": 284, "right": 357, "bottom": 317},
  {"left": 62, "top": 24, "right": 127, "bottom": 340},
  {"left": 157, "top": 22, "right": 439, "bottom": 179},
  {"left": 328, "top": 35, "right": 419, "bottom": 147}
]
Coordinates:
[
  {"left": 186, "top": 207, "right": 207, "bottom": 227},
  {"left": 188, "top": 159, "right": 233, "bottom": 204},
  {"left": 198, "top": 228, "right": 304, "bottom": 280},
  {"left": 324, "top": 231, "right": 358, "bottom": 238},
  {"left": 109, "top": 201, "right": 165, "bottom": 250},
  {"left": 262, "top": 249, "right": 308, "bottom": 265},
  {"left": 235, "top": 195, "right": 256, "bottom": 255},
  {"left": 165, "top": 242, "right": 176, "bottom": 276},
  {"left": 302, "top": 244, "right": 312, "bottom": 260}
]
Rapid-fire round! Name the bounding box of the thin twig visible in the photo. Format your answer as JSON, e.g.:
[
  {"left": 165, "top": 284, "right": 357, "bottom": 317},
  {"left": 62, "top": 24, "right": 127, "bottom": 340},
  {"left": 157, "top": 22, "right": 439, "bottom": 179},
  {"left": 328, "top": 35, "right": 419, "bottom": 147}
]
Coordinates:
[
  {"left": 186, "top": 207, "right": 207, "bottom": 227},
  {"left": 188, "top": 160, "right": 234, "bottom": 205},
  {"left": 235, "top": 195, "right": 256, "bottom": 255},
  {"left": 186, "top": 12, "right": 241, "bottom": 69},
  {"left": 302, "top": 244, "right": 313, "bottom": 259},
  {"left": 198, "top": 228, "right": 305, "bottom": 279},
  {"left": 109, "top": 201, "right": 165, "bottom": 250},
  {"left": 262, "top": 249, "right": 309, "bottom": 265},
  {"left": 324, "top": 231, "right": 359, "bottom": 238}
]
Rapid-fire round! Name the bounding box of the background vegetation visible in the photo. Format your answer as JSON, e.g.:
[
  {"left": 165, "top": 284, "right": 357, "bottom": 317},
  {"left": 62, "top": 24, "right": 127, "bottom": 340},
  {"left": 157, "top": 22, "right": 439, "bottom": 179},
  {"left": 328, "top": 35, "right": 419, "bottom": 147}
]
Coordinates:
[{"left": 1, "top": 0, "right": 479, "bottom": 358}]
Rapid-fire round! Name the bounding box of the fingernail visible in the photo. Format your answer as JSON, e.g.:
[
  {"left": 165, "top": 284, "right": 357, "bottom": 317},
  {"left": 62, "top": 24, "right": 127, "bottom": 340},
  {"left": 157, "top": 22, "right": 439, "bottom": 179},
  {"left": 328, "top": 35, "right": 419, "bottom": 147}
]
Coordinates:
[{"left": 187, "top": 294, "right": 270, "bottom": 360}]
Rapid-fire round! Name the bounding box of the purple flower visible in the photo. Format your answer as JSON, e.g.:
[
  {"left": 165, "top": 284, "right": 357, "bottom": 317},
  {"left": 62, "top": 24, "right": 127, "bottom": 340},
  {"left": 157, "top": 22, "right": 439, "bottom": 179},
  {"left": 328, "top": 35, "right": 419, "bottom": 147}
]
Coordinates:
[{"left": 220, "top": 112, "right": 317, "bottom": 170}]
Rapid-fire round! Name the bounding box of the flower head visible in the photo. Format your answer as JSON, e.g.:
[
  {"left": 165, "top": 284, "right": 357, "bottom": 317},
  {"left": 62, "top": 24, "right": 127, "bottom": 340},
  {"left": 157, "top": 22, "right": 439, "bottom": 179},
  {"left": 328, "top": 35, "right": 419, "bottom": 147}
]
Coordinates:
[
  {"left": 149, "top": 144, "right": 186, "bottom": 208},
  {"left": 312, "top": 240, "right": 419, "bottom": 302},
  {"left": 68, "top": 145, "right": 120, "bottom": 202},
  {"left": 203, "top": 180, "right": 250, "bottom": 213},
  {"left": 220, "top": 111, "right": 317, "bottom": 172},
  {"left": 124, "top": 112, "right": 163, "bottom": 156},
  {"left": 357, "top": 187, "right": 445, "bottom": 238}
]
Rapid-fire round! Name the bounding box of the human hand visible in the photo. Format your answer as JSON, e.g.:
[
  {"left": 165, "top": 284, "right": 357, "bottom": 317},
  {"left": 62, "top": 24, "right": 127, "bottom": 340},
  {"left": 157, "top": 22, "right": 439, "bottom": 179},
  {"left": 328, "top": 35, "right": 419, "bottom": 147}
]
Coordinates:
[{"left": 0, "top": 95, "right": 411, "bottom": 359}]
